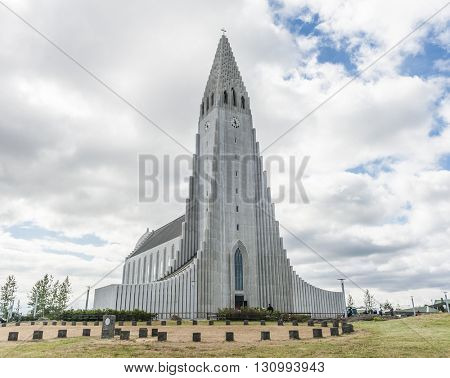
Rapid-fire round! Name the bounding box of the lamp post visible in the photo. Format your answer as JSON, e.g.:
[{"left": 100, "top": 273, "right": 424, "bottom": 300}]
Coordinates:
[
  {"left": 338, "top": 279, "right": 347, "bottom": 318},
  {"left": 85, "top": 286, "right": 90, "bottom": 311},
  {"left": 444, "top": 292, "right": 449, "bottom": 314},
  {"left": 191, "top": 280, "right": 196, "bottom": 320},
  {"left": 411, "top": 296, "right": 416, "bottom": 316}
]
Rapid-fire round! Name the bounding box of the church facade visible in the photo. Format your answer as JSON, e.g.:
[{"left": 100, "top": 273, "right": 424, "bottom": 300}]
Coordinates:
[{"left": 93, "top": 35, "right": 345, "bottom": 318}]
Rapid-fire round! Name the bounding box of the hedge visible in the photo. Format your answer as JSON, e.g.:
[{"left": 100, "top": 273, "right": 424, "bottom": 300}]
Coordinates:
[
  {"left": 60, "top": 309, "right": 157, "bottom": 321},
  {"left": 217, "top": 307, "right": 310, "bottom": 322}
]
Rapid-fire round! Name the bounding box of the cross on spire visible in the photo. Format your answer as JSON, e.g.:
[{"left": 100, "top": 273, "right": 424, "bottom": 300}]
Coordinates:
[{"left": 220, "top": 28, "right": 226, "bottom": 34}]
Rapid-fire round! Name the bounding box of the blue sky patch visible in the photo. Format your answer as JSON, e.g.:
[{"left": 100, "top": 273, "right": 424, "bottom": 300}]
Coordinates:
[
  {"left": 6, "top": 222, "right": 107, "bottom": 247},
  {"left": 438, "top": 153, "right": 450, "bottom": 170},
  {"left": 44, "top": 247, "right": 94, "bottom": 261},
  {"left": 347, "top": 157, "right": 397, "bottom": 177}
]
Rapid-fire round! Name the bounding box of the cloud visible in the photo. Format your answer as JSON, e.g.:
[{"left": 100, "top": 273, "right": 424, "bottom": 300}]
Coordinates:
[{"left": 0, "top": 0, "right": 449, "bottom": 312}]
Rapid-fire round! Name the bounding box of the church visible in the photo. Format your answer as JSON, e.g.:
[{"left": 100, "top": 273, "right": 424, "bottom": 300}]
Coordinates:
[{"left": 93, "top": 35, "right": 345, "bottom": 318}]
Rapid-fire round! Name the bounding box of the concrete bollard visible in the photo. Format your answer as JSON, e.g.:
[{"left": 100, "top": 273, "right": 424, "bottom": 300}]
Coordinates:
[
  {"left": 192, "top": 332, "right": 201, "bottom": 342},
  {"left": 15, "top": 322, "right": 20, "bottom": 326},
  {"left": 176, "top": 320, "right": 182, "bottom": 325},
  {"left": 192, "top": 320, "right": 198, "bottom": 325},
  {"left": 277, "top": 320, "right": 284, "bottom": 326},
  {"left": 146, "top": 321, "right": 152, "bottom": 326},
  {"left": 131, "top": 321, "right": 137, "bottom": 326},
  {"left": 261, "top": 331, "right": 270, "bottom": 340},
  {"left": 243, "top": 320, "right": 249, "bottom": 325},
  {"left": 157, "top": 332, "right": 167, "bottom": 342},
  {"left": 52, "top": 321, "right": 57, "bottom": 326},
  {"left": 151, "top": 328, "right": 158, "bottom": 337},
  {"left": 321, "top": 321, "right": 328, "bottom": 327},
  {"left": 82, "top": 321, "right": 88, "bottom": 326},
  {"left": 43, "top": 321, "right": 48, "bottom": 326},
  {"left": 161, "top": 320, "right": 167, "bottom": 326},
  {"left": 313, "top": 328, "right": 323, "bottom": 338},
  {"left": 94, "top": 321, "right": 99, "bottom": 326},
  {"left": 71, "top": 321, "right": 77, "bottom": 326},
  {"left": 120, "top": 330, "right": 130, "bottom": 340},
  {"left": 8, "top": 332, "right": 18, "bottom": 341},
  {"left": 82, "top": 328, "right": 91, "bottom": 337},
  {"left": 32, "top": 330, "right": 43, "bottom": 340},
  {"left": 61, "top": 321, "right": 66, "bottom": 326},
  {"left": 260, "top": 320, "right": 266, "bottom": 325},
  {"left": 330, "top": 327, "right": 339, "bottom": 336},
  {"left": 332, "top": 319, "right": 339, "bottom": 328},
  {"left": 138, "top": 328, "right": 148, "bottom": 338},
  {"left": 307, "top": 319, "right": 314, "bottom": 326},
  {"left": 118, "top": 321, "right": 124, "bottom": 326},
  {"left": 114, "top": 328, "right": 121, "bottom": 336},
  {"left": 292, "top": 320, "right": 299, "bottom": 326},
  {"left": 225, "top": 320, "right": 231, "bottom": 326},
  {"left": 289, "top": 330, "right": 300, "bottom": 340},
  {"left": 208, "top": 320, "right": 214, "bottom": 326},
  {"left": 58, "top": 329, "right": 67, "bottom": 338},
  {"left": 225, "top": 332, "right": 234, "bottom": 342}
]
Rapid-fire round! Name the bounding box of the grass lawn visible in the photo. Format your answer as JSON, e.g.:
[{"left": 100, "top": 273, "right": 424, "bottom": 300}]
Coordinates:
[{"left": 0, "top": 314, "right": 448, "bottom": 358}]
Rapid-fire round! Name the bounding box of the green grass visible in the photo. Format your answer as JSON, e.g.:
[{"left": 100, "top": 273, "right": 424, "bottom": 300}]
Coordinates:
[{"left": 0, "top": 314, "right": 448, "bottom": 358}]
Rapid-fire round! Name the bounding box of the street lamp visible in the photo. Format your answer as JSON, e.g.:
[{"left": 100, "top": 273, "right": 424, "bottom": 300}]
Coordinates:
[
  {"left": 338, "top": 279, "right": 347, "bottom": 318},
  {"left": 411, "top": 296, "right": 416, "bottom": 316}
]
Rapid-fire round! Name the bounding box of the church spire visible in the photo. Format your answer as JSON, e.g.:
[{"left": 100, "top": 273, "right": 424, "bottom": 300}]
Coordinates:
[{"left": 200, "top": 34, "right": 250, "bottom": 119}]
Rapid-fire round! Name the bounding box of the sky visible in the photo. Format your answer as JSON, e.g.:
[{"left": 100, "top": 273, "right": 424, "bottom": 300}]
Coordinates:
[{"left": 0, "top": 0, "right": 449, "bottom": 312}]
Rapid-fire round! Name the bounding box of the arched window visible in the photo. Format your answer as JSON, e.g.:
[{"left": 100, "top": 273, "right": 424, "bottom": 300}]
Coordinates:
[
  {"left": 232, "top": 88, "right": 237, "bottom": 106},
  {"left": 241, "top": 96, "right": 245, "bottom": 109},
  {"left": 235, "top": 248, "right": 243, "bottom": 290},
  {"left": 211, "top": 93, "right": 214, "bottom": 106},
  {"left": 223, "top": 90, "right": 228, "bottom": 104}
]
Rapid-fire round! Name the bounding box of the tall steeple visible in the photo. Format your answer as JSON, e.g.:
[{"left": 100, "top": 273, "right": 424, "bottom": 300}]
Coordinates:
[{"left": 199, "top": 35, "right": 250, "bottom": 120}]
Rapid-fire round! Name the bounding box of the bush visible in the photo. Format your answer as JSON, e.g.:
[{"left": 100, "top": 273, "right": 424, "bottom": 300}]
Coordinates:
[
  {"left": 60, "top": 309, "right": 157, "bottom": 321},
  {"left": 217, "top": 307, "right": 310, "bottom": 322}
]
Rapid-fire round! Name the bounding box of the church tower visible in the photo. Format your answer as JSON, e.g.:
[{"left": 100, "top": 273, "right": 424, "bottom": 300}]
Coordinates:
[{"left": 93, "top": 34, "right": 345, "bottom": 319}]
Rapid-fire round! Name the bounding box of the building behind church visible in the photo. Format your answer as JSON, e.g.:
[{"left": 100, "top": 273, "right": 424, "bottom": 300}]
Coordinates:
[{"left": 93, "top": 35, "right": 345, "bottom": 318}]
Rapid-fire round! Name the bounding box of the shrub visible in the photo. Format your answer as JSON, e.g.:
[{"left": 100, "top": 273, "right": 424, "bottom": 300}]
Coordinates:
[
  {"left": 60, "top": 309, "right": 157, "bottom": 321},
  {"left": 217, "top": 307, "right": 310, "bottom": 322}
]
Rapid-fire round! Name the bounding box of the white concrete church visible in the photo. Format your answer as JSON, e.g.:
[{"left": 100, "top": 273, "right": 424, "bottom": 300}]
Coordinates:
[{"left": 94, "top": 35, "right": 345, "bottom": 318}]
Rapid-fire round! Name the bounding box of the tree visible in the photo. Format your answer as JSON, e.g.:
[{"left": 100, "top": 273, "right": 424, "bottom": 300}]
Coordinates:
[
  {"left": 53, "top": 276, "right": 71, "bottom": 317},
  {"left": 382, "top": 300, "right": 393, "bottom": 310},
  {"left": 347, "top": 294, "right": 355, "bottom": 308},
  {"left": 0, "top": 275, "right": 17, "bottom": 319},
  {"left": 363, "top": 289, "right": 375, "bottom": 312},
  {"left": 27, "top": 274, "right": 54, "bottom": 318}
]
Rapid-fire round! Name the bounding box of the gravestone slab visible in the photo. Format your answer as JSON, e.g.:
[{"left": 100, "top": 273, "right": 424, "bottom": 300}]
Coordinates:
[
  {"left": 94, "top": 321, "right": 99, "bottom": 326},
  {"left": 157, "top": 332, "right": 167, "bottom": 342},
  {"left": 32, "top": 330, "right": 43, "bottom": 340},
  {"left": 161, "top": 320, "right": 166, "bottom": 326},
  {"left": 118, "top": 321, "right": 124, "bottom": 326},
  {"left": 225, "top": 332, "right": 234, "bottom": 342},
  {"left": 120, "top": 330, "right": 130, "bottom": 340},
  {"left": 71, "top": 321, "right": 77, "bottom": 326},
  {"left": 225, "top": 320, "right": 231, "bottom": 326},
  {"left": 114, "top": 328, "right": 121, "bottom": 336},
  {"left": 146, "top": 321, "right": 152, "bottom": 326},
  {"left": 192, "top": 320, "right": 198, "bottom": 325},
  {"left": 131, "top": 321, "right": 137, "bottom": 326},
  {"left": 260, "top": 320, "right": 266, "bottom": 325},
  {"left": 307, "top": 320, "right": 314, "bottom": 326},
  {"left": 58, "top": 329, "right": 67, "bottom": 338},
  {"left": 151, "top": 328, "right": 158, "bottom": 337},
  {"left": 313, "top": 328, "right": 323, "bottom": 338},
  {"left": 101, "top": 315, "right": 116, "bottom": 339},
  {"left": 292, "top": 320, "right": 299, "bottom": 326},
  {"left": 289, "top": 330, "right": 300, "bottom": 340},
  {"left": 1, "top": 323, "right": 6, "bottom": 327},
  {"left": 330, "top": 327, "right": 339, "bottom": 336},
  {"left": 176, "top": 320, "right": 182, "bottom": 325},
  {"left": 15, "top": 322, "right": 20, "bottom": 326},
  {"left": 138, "top": 328, "right": 148, "bottom": 338},
  {"left": 61, "top": 321, "right": 66, "bottom": 326},
  {"left": 43, "top": 321, "right": 48, "bottom": 326},
  {"left": 277, "top": 320, "right": 284, "bottom": 326},
  {"left": 332, "top": 319, "right": 339, "bottom": 328},
  {"left": 321, "top": 321, "right": 328, "bottom": 327},
  {"left": 208, "top": 320, "right": 214, "bottom": 326},
  {"left": 30, "top": 321, "right": 35, "bottom": 326},
  {"left": 261, "top": 331, "right": 270, "bottom": 340},
  {"left": 82, "top": 328, "right": 91, "bottom": 337},
  {"left": 243, "top": 320, "right": 249, "bottom": 325},
  {"left": 8, "top": 332, "right": 18, "bottom": 341},
  {"left": 82, "top": 321, "right": 88, "bottom": 326},
  {"left": 52, "top": 321, "right": 57, "bottom": 326},
  {"left": 192, "top": 332, "right": 201, "bottom": 342}
]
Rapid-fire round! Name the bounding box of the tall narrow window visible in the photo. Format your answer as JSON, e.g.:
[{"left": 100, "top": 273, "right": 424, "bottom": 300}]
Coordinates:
[
  {"left": 206, "top": 97, "right": 209, "bottom": 111},
  {"left": 232, "top": 88, "right": 237, "bottom": 106},
  {"left": 142, "top": 256, "right": 147, "bottom": 282},
  {"left": 236, "top": 224, "right": 239, "bottom": 231},
  {"left": 201, "top": 102, "right": 204, "bottom": 116},
  {"left": 235, "top": 249, "right": 243, "bottom": 290},
  {"left": 211, "top": 93, "right": 214, "bottom": 106},
  {"left": 241, "top": 96, "right": 245, "bottom": 109},
  {"left": 223, "top": 90, "right": 228, "bottom": 104},
  {"left": 236, "top": 205, "right": 239, "bottom": 212}
]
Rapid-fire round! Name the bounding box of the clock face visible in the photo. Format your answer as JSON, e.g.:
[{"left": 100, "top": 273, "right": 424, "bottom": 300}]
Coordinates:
[
  {"left": 204, "top": 121, "right": 210, "bottom": 131},
  {"left": 231, "top": 117, "right": 240, "bottom": 128}
]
